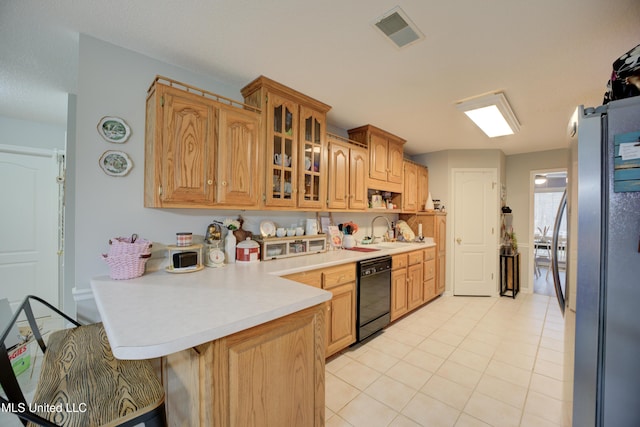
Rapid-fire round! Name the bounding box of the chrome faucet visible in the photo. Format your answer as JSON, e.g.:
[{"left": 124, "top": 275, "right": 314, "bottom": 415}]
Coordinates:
[{"left": 370, "top": 216, "right": 393, "bottom": 243}]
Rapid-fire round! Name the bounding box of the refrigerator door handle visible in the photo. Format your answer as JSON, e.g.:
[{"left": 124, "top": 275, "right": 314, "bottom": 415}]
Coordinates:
[{"left": 551, "top": 189, "right": 567, "bottom": 315}]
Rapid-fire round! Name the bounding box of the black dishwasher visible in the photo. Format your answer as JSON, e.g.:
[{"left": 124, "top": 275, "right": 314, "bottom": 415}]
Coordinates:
[{"left": 357, "top": 256, "right": 392, "bottom": 342}]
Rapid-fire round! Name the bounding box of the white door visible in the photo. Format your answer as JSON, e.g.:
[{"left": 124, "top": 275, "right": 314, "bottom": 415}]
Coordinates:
[
  {"left": 453, "top": 169, "right": 498, "bottom": 296},
  {"left": 0, "top": 147, "right": 61, "bottom": 311}
]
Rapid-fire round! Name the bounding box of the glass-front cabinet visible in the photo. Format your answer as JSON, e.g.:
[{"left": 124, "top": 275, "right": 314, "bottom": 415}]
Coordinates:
[
  {"left": 298, "top": 106, "right": 326, "bottom": 209},
  {"left": 268, "top": 94, "right": 298, "bottom": 207},
  {"left": 241, "top": 76, "right": 331, "bottom": 209}
]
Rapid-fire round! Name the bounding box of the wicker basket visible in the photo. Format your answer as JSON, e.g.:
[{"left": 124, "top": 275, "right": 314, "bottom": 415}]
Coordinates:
[
  {"left": 102, "top": 253, "right": 151, "bottom": 280},
  {"left": 108, "top": 235, "right": 152, "bottom": 256}
]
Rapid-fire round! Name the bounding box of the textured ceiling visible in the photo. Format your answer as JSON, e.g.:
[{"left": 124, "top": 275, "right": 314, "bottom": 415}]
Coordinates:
[{"left": 1, "top": 0, "right": 639, "bottom": 155}]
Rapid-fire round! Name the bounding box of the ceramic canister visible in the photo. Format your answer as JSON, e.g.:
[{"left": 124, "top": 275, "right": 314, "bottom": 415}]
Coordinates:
[
  {"left": 176, "top": 232, "right": 192, "bottom": 246},
  {"left": 236, "top": 238, "right": 260, "bottom": 263}
]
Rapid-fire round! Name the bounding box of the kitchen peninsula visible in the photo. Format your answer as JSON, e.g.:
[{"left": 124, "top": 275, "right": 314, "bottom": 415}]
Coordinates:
[{"left": 91, "top": 242, "right": 434, "bottom": 426}]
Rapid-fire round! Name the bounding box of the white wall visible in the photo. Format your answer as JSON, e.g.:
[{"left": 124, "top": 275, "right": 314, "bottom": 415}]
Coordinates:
[
  {"left": 504, "top": 148, "right": 569, "bottom": 293},
  {"left": 73, "top": 36, "right": 396, "bottom": 321},
  {"left": 411, "top": 149, "right": 505, "bottom": 294},
  {"left": 0, "top": 116, "right": 66, "bottom": 150}
]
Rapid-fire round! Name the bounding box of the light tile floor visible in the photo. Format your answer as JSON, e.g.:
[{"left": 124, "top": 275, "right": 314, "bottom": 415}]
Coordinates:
[
  {"left": 326, "top": 293, "right": 575, "bottom": 427},
  {"left": 3, "top": 294, "right": 574, "bottom": 427}
]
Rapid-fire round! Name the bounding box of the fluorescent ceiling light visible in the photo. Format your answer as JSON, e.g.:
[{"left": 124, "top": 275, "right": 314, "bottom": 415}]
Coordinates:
[{"left": 456, "top": 92, "right": 520, "bottom": 138}]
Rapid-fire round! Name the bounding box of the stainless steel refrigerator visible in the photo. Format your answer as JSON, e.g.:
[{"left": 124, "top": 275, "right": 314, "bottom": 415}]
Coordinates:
[{"left": 568, "top": 96, "right": 640, "bottom": 426}]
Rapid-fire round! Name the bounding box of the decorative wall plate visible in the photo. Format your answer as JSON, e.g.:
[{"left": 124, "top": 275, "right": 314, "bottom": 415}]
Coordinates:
[
  {"left": 99, "top": 150, "right": 132, "bottom": 177},
  {"left": 98, "top": 116, "right": 131, "bottom": 143}
]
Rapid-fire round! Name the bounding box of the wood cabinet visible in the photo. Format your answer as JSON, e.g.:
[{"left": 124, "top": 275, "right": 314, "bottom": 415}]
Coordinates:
[
  {"left": 417, "top": 164, "right": 429, "bottom": 212},
  {"left": 327, "top": 134, "right": 368, "bottom": 210},
  {"left": 159, "top": 304, "right": 325, "bottom": 427},
  {"left": 391, "top": 254, "right": 409, "bottom": 321},
  {"left": 284, "top": 263, "right": 356, "bottom": 357},
  {"left": 423, "top": 247, "right": 437, "bottom": 303},
  {"left": 145, "top": 80, "right": 217, "bottom": 207},
  {"left": 402, "top": 161, "right": 418, "bottom": 212},
  {"left": 435, "top": 214, "right": 447, "bottom": 294},
  {"left": 347, "top": 124, "right": 405, "bottom": 193},
  {"left": 391, "top": 250, "right": 426, "bottom": 321},
  {"left": 241, "top": 76, "right": 331, "bottom": 209},
  {"left": 216, "top": 106, "right": 261, "bottom": 206},
  {"left": 407, "top": 250, "right": 424, "bottom": 310},
  {"left": 144, "top": 77, "right": 261, "bottom": 209},
  {"left": 400, "top": 213, "right": 447, "bottom": 296},
  {"left": 407, "top": 262, "right": 423, "bottom": 311},
  {"left": 403, "top": 160, "right": 428, "bottom": 213}
]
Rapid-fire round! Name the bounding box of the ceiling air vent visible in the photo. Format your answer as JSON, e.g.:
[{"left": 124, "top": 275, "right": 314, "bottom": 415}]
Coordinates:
[{"left": 373, "top": 6, "right": 424, "bottom": 49}]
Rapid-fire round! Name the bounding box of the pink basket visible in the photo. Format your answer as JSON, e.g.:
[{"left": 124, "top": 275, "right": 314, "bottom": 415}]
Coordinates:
[
  {"left": 102, "top": 253, "right": 151, "bottom": 280},
  {"left": 108, "top": 234, "right": 152, "bottom": 256}
]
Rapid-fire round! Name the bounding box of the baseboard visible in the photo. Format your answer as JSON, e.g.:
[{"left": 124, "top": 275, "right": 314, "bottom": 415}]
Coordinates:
[{"left": 72, "top": 287, "right": 101, "bottom": 324}]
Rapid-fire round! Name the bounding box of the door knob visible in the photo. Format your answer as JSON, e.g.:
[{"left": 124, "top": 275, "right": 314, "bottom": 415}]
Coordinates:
[{"left": 456, "top": 238, "right": 462, "bottom": 244}]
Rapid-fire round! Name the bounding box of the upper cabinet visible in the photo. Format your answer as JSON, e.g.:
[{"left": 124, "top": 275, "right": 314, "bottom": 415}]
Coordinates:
[
  {"left": 144, "top": 77, "right": 261, "bottom": 209},
  {"left": 241, "top": 76, "right": 331, "bottom": 210},
  {"left": 145, "top": 80, "right": 217, "bottom": 207},
  {"left": 417, "top": 164, "right": 429, "bottom": 211},
  {"left": 326, "top": 134, "right": 368, "bottom": 210},
  {"left": 216, "top": 107, "right": 261, "bottom": 206},
  {"left": 347, "top": 124, "right": 405, "bottom": 193},
  {"left": 402, "top": 160, "right": 429, "bottom": 213}
]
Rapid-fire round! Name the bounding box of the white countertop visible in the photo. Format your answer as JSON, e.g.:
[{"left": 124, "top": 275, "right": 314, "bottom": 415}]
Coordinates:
[{"left": 91, "top": 240, "right": 434, "bottom": 360}]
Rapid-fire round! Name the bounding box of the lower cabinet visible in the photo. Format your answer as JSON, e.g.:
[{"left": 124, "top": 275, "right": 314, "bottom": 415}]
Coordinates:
[
  {"left": 423, "top": 247, "right": 437, "bottom": 303},
  {"left": 158, "top": 304, "right": 325, "bottom": 427},
  {"left": 400, "top": 212, "right": 447, "bottom": 296},
  {"left": 284, "top": 263, "right": 356, "bottom": 357},
  {"left": 391, "top": 248, "right": 439, "bottom": 322},
  {"left": 391, "top": 263, "right": 408, "bottom": 321},
  {"left": 407, "top": 250, "right": 424, "bottom": 311}
]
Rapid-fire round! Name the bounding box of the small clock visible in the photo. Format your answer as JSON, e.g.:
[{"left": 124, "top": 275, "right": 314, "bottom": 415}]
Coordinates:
[{"left": 204, "top": 242, "right": 225, "bottom": 267}]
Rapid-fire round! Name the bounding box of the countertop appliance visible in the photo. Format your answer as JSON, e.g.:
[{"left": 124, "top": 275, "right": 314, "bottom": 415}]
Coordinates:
[
  {"left": 357, "top": 256, "right": 392, "bottom": 342},
  {"left": 569, "top": 96, "right": 640, "bottom": 426}
]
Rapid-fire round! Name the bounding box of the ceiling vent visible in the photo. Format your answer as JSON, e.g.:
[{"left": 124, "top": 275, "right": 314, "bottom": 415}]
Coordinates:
[{"left": 373, "top": 6, "right": 425, "bottom": 49}]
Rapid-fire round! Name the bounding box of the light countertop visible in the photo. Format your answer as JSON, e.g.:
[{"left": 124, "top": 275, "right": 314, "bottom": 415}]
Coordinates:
[{"left": 91, "top": 240, "right": 434, "bottom": 360}]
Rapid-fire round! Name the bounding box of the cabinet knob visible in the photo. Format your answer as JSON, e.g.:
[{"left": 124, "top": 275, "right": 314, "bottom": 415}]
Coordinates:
[
  {"left": 456, "top": 238, "right": 462, "bottom": 245},
  {"left": 222, "top": 181, "right": 227, "bottom": 186},
  {"left": 207, "top": 179, "right": 213, "bottom": 185}
]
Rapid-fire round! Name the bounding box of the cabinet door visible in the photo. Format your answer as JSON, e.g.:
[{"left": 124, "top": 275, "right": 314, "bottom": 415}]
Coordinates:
[
  {"left": 436, "top": 254, "right": 446, "bottom": 295},
  {"left": 423, "top": 278, "right": 436, "bottom": 303},
  {"left": 216, "top": 106, "right": 260, "bottom": 206},
  {"left": 369, "top": 133, "right": 388, "bottom": 181},
  {"left": 424, "top": 259, "right": 436, "bottom": 303},
  {"left": 327, "top": 140, "right": 349, "bottom": 209},
  {"left": 387, "top": 140, "right": 404, "bottom": 184},
  {"left": 349, "top": 145, "right": 369, "bottom": 210},
  {"left": 407, "top": 263, "right": 423, "bottom": 311},
  {"left": 326, "top": 282, "right": 356, "bottom": 357},
  {"left": 417, "top": 166, "right": 429, "bottom": 211},
  {"left": 159, "top": 86, "right": 216, "bottom": 206},
  {"left": 266, "top": 93, "right": 298, "bottom": 207},
  {"left": 435, "top": 215, "right": 446, "bottom": 294},
  {"left": 298, "top": 106, "right": 326, "bottom": 209},
  {"left": 436, "top": 215, "right": 447, "bottom": 255},
  {"left": 213, "top": 305, "right": 325, "bottom": 427},
  {"left": 402, "top": 161, "right": 418, "bottom": 212},
  {"left": 391, "top": 268, "right": 408, "bottom": 321}
]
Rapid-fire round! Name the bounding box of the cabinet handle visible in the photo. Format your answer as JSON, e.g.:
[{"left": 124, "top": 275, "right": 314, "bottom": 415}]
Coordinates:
[
  {"left": 207, "top": 179, "right": 213, "bottom": 185},
  {"left": 222, "top": 181, "right": 227, "bottom": 186}
]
